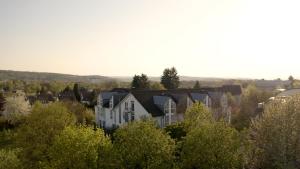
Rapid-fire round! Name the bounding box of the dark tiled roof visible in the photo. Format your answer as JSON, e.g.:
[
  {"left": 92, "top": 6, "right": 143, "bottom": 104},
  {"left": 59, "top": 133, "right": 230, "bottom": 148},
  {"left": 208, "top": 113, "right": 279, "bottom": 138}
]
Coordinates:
[
  {"left": 37, "top": 93, "right": 56, "bottom": 102},
  {"left": 113, "top": 93, "right": 127, "bottom": 107},
  {"left": 109, "top": 88, "right": 227, "bottom": 117},
  {"left": 131, "top": 90, "right": 196, "bottom": 116},
  {"left": 222, "top": 85, "right": 242, "bottom": 96},
  {"left": 58, "top": 90, "right": 76, "bottom": 101},
  {"left": 27, "top": 92, "right": 56, "bottom": 104},
  {"left": 131, "top": 91, "right": 165, "bottom": 117}
]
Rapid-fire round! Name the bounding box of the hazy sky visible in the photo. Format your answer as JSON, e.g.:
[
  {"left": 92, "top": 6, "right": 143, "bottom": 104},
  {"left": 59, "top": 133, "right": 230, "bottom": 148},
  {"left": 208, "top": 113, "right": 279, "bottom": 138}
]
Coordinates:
[{"left": 1, "top": 0, "right": 300, "bottom": 79}]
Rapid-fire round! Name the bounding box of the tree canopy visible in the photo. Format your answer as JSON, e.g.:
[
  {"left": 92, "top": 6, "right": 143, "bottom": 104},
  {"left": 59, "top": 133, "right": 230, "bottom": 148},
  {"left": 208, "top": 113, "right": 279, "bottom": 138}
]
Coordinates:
[
  {"left": 16, "top": 102, "right": 76, "bottom": 168},
  {"left": 181, "top": 121, "right": 242, "bottom": 169},
  {"left": 48, "top": 126, "right": 112, "bottom": 169},
  {"left": 249, "top": 95, "right": 300, "bottom": 169},
  {"left": 113, "top": 121, "right": 175, "bottom": 169},
  {"left": 131, "top": 74, "right": 150, "bottom": 89},
  {"left": 1, "top": 95, "right": 30, "bottom": 126},
  {"left": 160, "top": 67, "right": 180, "bottom": 89}
]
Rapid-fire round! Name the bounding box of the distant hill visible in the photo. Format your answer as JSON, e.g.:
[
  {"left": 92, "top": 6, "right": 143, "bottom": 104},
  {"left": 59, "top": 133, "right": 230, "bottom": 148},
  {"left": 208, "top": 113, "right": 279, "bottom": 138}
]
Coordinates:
[
  {"left": 0, "top": 70, "right": 113, "bottom": 83},
  {"left": 0, "top": 70, "right": 251, "bottom": 83}
]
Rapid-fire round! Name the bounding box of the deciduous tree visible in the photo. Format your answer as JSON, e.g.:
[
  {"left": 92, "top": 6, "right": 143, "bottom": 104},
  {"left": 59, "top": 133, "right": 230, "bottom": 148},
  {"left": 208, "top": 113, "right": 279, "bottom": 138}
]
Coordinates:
[
  {"left": 181, "top": 122, "right": 242, "bottom": 169},
  {"left": 48, "top": 126, "right": 112, "bottom": 169},
  {"left": 249, "top": 96, "right": 300, "bottom": 169},
  {"left": 113, "top": 121, "right": 175, "bottom": 169},
  {"left": 16, "top": 102, "right": 76, "bottom": 168},
  {"left": 1, "top": 95, "right": 30, "bottom": 125}
]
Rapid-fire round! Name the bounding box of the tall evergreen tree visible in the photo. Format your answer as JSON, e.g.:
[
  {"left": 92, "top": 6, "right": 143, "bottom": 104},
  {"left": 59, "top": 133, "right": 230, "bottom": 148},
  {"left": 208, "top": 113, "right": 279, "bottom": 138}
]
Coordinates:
[
  {"left": 131, "top": 74, "right": 150, "bottom": 89},
  {"left": 160, "top": 67, "right": 180, "bottom": 89},
  {"left": 73, "top": 83, "right": 81, "bottom": 102},
  {"left": 193, "top": 81, "right": 201, "bottom": 89},
  {"left": 0, "top": 93, "right": 5, "bottom": 112}
]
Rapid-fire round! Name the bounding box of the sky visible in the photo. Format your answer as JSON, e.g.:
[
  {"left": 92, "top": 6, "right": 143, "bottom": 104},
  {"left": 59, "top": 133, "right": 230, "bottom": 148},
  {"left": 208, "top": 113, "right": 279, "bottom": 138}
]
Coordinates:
[{"left": 1, "top": 0, "right": 300, "bottom": 79}]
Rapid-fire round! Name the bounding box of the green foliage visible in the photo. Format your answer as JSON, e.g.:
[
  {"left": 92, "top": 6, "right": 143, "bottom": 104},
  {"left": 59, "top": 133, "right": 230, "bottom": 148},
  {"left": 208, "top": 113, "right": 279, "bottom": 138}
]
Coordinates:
[
  {"left": 16, "top": 102, "right": 76, "bottom": 168},
  {"left": 63, "top": 101, "right": 95, "bottom": 125},
  {"left": 150, "top": 82, "right": 166, "bottom": 90},
  {"left": 113, "top": 121, "right": 176, "bottom": 169},
  {"left": 0, "top": 149, "right": 22, "bottom": 169},
  {"left": 131, "top": 74, "right": 150, "bottom": 89},
  {"left": 164, "top": 122, "right": 186, "bottom": 142},
  {"left": 249, "top": 96, "right": 300, "bottom": 169},
  {"left": 184, "top": 102, "right": 213, "bottom": 130},
  {"left": 160, "top": 67, "right": 180, "bottom": 89},
  {"left": 232, "top": 85, "right": 273, "bottom": 130},
  {"left": 48, "top": 126, "right": 112, "bottom": 169},
  {"left": 193, "top": 80, "right": 201, "bottom": 89},
  {"left": 181, "top": 121, "right": 242, "bottom": 169},
  {"left": 0, "top": 130, "right": 15, "bottom": 149}
]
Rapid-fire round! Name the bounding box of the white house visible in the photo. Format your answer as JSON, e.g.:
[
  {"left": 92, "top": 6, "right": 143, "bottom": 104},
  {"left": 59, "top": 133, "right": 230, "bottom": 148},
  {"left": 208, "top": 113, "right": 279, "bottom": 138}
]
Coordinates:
[
  {"left": 95, "top": 88, "right": 230, "bottom": 129},
  {"left": 95, "top": 92, "right": 150, "bottom": 128}
]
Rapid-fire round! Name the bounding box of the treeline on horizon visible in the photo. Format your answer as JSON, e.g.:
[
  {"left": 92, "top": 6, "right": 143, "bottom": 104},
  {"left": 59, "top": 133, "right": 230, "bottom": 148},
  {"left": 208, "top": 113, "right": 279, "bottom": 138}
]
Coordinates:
[{"left": 2, "top": 69, "right": 298, "bottom": 91}]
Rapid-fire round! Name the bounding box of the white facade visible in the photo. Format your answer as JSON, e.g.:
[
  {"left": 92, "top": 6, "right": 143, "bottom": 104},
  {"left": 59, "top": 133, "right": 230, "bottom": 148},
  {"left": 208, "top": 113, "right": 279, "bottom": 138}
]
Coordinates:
[
  {"left": 95, "top": 90, "right": 229, "bottom": 129},
  {"left": 95, "top": 92, "right": 184, "bottom": 129},
  {"left": 95, "top": 93, "right": 150, "bottom": 129}
]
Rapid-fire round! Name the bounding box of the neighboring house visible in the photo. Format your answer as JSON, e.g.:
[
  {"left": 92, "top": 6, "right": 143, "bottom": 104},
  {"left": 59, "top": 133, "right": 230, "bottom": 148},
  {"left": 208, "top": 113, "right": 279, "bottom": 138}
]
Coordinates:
[
  {"left": 58, "top": 90, "right": 76, "bottom": 102},
  {"left": 256, "top": 88, "right": 300, "bottom": 114},
  {"left": 276, "top": 88, "right": 300, "bottom": 98},
  {"left": 27, "top": 92, "right": 57, "bottom": 105},
  {"left": 95, "top": 88, "right": 230, "bottom": 129},
  {"left": 255, "top": 80, "right": 291, "bottom": 91}
]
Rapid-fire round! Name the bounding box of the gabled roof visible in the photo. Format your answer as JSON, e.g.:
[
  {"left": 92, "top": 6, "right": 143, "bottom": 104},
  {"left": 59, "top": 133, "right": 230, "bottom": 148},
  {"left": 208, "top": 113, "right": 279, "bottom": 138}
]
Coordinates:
[
  {"left": 131, "top": 90, "right": 166, "bottom": 117},
  {"left": 107, "top": 88, "right": 228, "bottom": 117},
  {"left": 113, "top": 93, "right": 128, "bottom": 107}
]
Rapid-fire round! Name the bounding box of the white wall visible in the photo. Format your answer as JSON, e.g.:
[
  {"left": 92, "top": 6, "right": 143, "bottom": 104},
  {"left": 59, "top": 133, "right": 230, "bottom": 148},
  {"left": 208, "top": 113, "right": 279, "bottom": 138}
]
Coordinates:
[{"left": 95, "top": 93, "right": 151, "bottom": 129}]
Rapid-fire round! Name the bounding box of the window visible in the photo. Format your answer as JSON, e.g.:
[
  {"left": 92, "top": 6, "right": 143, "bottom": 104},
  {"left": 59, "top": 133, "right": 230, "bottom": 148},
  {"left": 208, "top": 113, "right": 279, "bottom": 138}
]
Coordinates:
[
  {"left": 125, "top": 102, "right": 128, "bottom": 110},
  {"left": 131, "top": 101, "right": 135, "bottom": 111},
  {"left": 124, "top": 112, "right": 129, "bottom": 122},
  {"left": 131, "top": 112, "right": 135, "bottom": 121},
  {"left": 110, "top": 110, "right": 113, "bottom": 119}
]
